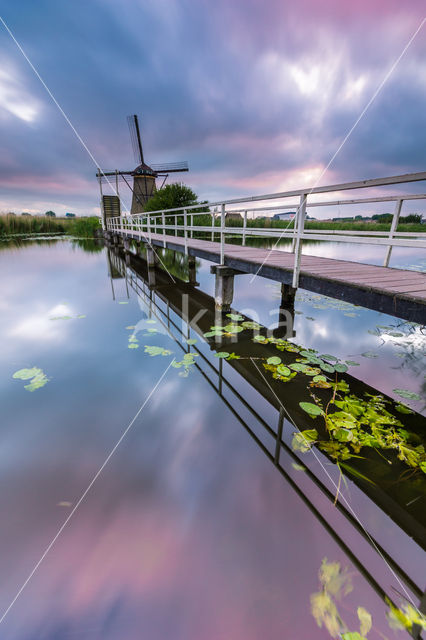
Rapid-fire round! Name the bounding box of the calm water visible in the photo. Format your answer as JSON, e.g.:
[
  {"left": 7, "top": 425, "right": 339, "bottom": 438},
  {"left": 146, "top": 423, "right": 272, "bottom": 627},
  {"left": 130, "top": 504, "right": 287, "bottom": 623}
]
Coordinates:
[{"left": 0, "top": 238, "right": 425, "bottom": 639}]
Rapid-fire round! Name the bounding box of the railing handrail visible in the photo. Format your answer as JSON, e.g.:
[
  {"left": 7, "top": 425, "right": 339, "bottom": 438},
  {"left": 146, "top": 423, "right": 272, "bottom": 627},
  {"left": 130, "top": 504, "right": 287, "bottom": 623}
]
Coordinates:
[
  {"left": 105, "top": 170, "right": 426, "bottom": 275},
  {"left": 109, "top": 171, "right": 426, "bottom": 219}
]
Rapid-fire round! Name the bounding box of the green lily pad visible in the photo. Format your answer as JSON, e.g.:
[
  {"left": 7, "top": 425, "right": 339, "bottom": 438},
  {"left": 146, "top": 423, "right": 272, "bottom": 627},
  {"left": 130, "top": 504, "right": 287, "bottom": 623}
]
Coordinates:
[
  {"left": 267, "top": 356, "right": 281, "bottom": 365},
  {"left": 128, "top": 343, "right": 139, "bottom": 349},
  {"left": 13, "top": 367, "right": 49, "bottom": 392},
  {"left": 299, "top": 402, "right": 324, "bottom": 417},
  {"left": 361, "top": 352, "right": 378, "bottom": 358},
  {"left": 345, "top": 360, "right": 359, "bottom": 366},
  {"left": 226, "top": 313, "right": 244, "bottom": 321},
  {"left": 13, "top": 367, "right": 41, "bottom": 380},
  {"left": 320, "top": 363, "right": 335, "bottom": 373},
  {"left": 395, "top": 403, "right": 414, "bottom": 414},
  {"left": 186, "top": 338, "right": 197, "bottom": 345},
  {"left": 241, "top": 321, "right": 261, "bottom": 330},
  {"left": 334, "top": 363, "right": 348, "bottom": 373},
  {"left": 277, "top": 365, "right": 291, "bottom": 377},
  {"left": 215, "top": 352, "right": 230, "bottom": 358},
  {"left": 313, "top": 375, "right": 327, "bottom": 383},
  {"left": 144, "top": 346, "right": 173, "bottom": 357},
  {"left": 393, "top": 389, "right": 421, "bottom": 401}
]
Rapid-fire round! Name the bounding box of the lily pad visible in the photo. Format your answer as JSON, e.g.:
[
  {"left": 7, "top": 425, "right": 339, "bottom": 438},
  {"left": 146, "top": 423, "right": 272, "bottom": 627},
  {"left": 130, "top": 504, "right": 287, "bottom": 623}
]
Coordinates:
[
  {"left": 345, "top": 360, "right": 359, "bottom": 366},
  {"left": 267, "top": 356, "right": 281, "bottom": 365},
  {"left": 395, "top": 403, "right": 414, "bottom": 414},
  {"left": 144, "top": 345, "right": 173, "bottom": 357},
  {"left": 289, "top": 363, "right": 309, "bottom": 372},
  {"left": 361, "top": 352, "right": 378, "bottom": 358},
  {"left": 13, "top": 367, "right": 49, "bottom": 392},
  {"left": 215, "top": 352, "right": 230, "bottom": 358},
  {"left": 226, "top": 313, "right": 244, "bottom": 321},
  {"left": 393, "top": 389, "right": 421, "bottom": 401},
  {"left": 128, "top": 343, "right": 139, "bottom": 349},
  {"left": 277, "top": 365, "right": 291, "bottom": 377},
  {"left": 299, "top": 402, "right": 324, "bottom": 417},
  {"left": 320, "top": 363, "right": 335, "bottom": 374},
  {"left": 186, "top": 338, "right": 197, "bottom": 345},
  {"left": 313, "top": 375, "right": 327, "bottom": 383},
  {"left": 334, "top": 364, "right": 348, "bottom": 373},
  {"left": 13, "top": 367, "right": 41, "bottom": 380},
  {"left": 241, "top": 321, "right": 261, "bottom": 330},
  {"left": 320, "top": 354, "right": 339, "bottom": 362}
]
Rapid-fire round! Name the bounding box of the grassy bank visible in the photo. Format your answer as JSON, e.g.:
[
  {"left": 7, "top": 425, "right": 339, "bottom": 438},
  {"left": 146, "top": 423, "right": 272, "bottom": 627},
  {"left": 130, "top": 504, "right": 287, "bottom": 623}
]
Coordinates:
[
  {"left": 66, "top": 216, "right": 101, "bottom": 237},
  {"left": 0, "top": 214, "right": 67, "bottom": 236},
  {"left": 0, "top": 215, "right": 101, "bottom": 238}
]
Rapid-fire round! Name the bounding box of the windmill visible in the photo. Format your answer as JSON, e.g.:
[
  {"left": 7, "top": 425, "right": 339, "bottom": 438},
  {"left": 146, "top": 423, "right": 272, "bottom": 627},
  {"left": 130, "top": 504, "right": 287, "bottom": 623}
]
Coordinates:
[{"left": 97, "top": 115, "right": 188, "bottom": 219}]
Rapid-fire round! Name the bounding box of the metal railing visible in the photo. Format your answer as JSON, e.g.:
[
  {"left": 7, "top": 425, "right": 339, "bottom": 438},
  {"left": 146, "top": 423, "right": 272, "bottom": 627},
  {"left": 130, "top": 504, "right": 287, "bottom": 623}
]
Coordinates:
[{"left": 104, "top": 171, "right": 426, "bottom": 287}]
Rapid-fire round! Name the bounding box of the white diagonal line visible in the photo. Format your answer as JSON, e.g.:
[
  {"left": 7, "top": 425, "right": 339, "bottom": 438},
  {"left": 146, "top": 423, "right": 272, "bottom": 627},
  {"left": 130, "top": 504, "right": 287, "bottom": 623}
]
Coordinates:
[
  {"left": 0, "top": 359, "right": 174, "bottom": 625},
  {"left": 249, "top": 17, "right": 426, "bottom": 283}
]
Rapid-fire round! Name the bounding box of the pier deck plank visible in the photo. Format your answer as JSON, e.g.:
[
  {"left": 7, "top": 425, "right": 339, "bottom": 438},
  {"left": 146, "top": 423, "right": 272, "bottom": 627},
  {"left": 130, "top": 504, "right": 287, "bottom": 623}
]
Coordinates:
[{"left": 115, "top": 230, "right": 426, "bottom": 322}]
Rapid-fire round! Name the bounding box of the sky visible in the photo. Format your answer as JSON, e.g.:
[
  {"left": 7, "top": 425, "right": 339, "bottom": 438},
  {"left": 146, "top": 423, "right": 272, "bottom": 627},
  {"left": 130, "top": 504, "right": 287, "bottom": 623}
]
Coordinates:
[{"left": 0, "top": 0, "right": 425, "bottom": 217}]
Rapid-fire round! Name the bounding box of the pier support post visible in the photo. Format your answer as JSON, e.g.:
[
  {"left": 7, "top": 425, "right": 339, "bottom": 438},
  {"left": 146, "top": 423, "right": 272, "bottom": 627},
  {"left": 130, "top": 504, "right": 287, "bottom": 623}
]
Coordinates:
[
  {"left": 274, "top": 284, "right": 296, "bottom": 338},
  {"left": 188, "top": 257, "right": 199, "bottom": 286},
  {"left": 147, "top": 266, "right": 156, "bottom": 288},
  {"left": 211, "top": 265, "right": 238, "bottom": 311},
  {"left": 123, "top": 237, "right": 130, "bottom": 252},
  {"left": 146, "top": 245, "right": 158, "bottom": 267}
]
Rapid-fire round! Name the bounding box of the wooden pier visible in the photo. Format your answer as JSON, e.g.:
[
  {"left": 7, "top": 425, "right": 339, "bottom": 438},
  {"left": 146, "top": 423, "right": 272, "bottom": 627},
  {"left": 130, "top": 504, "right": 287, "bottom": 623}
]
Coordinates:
[
  {"left": 103, "top": 171, "right": 426, "bottom": 323},
  {"left": 110, "top": 230, "right": 426, "bottom": 323}
]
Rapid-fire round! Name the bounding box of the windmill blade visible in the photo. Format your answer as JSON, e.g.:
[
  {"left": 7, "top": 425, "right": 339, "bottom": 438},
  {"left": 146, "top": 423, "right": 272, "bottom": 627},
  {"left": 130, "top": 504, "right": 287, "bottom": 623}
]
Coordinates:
[
  {"left": 127, "top": 114, "right": 144, "bottom": 165},
  {"left": 96, "top": 171, "right": 134, "bottom": 185},
  {"left": 151, "top": 161, "right": 189, "bottom": 173}
]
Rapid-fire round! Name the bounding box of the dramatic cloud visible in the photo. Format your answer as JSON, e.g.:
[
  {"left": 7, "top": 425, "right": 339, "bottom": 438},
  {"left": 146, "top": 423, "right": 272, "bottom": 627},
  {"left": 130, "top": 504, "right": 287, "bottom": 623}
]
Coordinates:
[{"left": 0, "top": 0, "right": 425, "bottom": 215}]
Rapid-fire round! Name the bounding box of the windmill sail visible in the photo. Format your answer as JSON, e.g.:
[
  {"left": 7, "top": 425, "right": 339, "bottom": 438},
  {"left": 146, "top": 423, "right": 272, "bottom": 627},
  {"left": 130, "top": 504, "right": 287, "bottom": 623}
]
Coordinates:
[{"left": 127, "top": 114, "right": 144, "bottom": 165}]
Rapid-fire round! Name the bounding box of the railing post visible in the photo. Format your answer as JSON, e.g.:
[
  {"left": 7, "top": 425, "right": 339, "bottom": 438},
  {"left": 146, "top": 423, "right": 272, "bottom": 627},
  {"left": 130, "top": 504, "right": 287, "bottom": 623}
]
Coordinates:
[
  {"left": 291, "top": 208, "right": 298, "bottom": 253},
  {"left": 220, "top": 203, "right": 225, "bottom": 265},
  {"left": 147, "top": 215, "right": 152, "bottom": 243},
  {"left": 184, "top": 208, "right": 188, "bottom": 255},
  {"left": 190, "top": 214, "right": 193, "bottom": 238},
  {"left": 292, "top": 193, "right": 307, "bottom": 288},
  {"left": 243, "top": 210, "right": 247, "bottom": 246},
  {"left": 162, "top": 211, "right": 166, "bottom": 248},
  {"left": 383, "top": 198, "right": 403, "bottom": 267},
  {"left": 211, "top": 208, "right": 215, "bottom": 241},
  {"left": 97, "top": 168, "right": 105, "bottom": 231}
]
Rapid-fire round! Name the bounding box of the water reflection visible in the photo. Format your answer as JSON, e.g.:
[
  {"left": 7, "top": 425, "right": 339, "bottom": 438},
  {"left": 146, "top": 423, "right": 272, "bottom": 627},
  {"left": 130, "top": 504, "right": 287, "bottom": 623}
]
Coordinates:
[
  {"left": 108, "top": 248, "right": 426, "bottom": 598},
  {"left": 0, "top": 240, "right": 424, "bottom": 639}
]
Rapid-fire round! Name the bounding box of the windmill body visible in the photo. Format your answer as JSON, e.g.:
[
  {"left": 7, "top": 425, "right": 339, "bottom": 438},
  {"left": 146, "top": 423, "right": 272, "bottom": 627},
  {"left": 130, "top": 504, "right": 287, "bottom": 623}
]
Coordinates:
[{"left": 97, "top": 115, "right": 188, "bottom": 222}]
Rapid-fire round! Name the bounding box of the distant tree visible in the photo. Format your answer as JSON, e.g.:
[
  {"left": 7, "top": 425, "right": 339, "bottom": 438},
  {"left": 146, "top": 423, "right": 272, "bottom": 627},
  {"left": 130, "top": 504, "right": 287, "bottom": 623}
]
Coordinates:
[
  {"left": 401, "top": 214, "right": 422, "bottom": 224},
  {"left": 65, "top": 212, "right": 76, "bottom": 218},
  {"left": 7, "top": 212, "right": 16, "bottom": 216},
  {"left": 21, "top": 212, "right": 32, "bottom": 216},
  {"left": 144, "top": 183, "right": 209, "bottom": 214},
  {"left": 372, "top": 213, "right": 392, "bottom": 223},
  {"left": 45, "top": 210, "right": 56, "bottom": 217}
]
